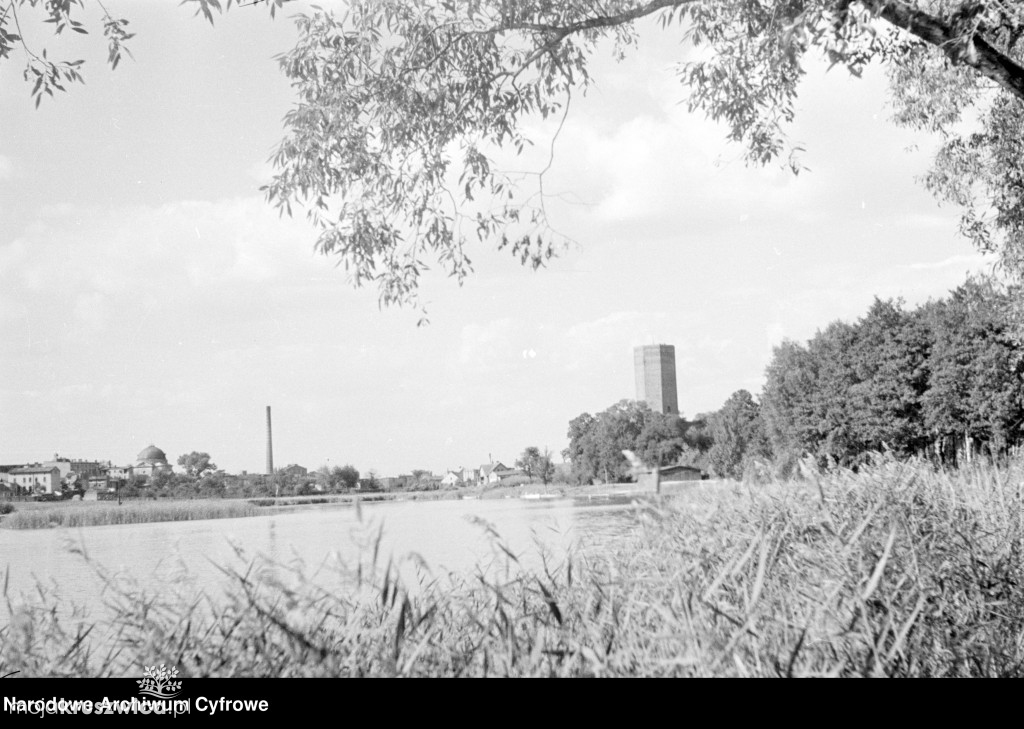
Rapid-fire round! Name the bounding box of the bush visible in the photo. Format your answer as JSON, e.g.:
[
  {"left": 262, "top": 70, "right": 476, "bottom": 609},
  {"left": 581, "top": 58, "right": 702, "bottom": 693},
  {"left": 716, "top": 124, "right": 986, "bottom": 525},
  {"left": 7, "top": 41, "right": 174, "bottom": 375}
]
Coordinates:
[{"left": 0, "top": 503, "right": 15, "bottom": 515}]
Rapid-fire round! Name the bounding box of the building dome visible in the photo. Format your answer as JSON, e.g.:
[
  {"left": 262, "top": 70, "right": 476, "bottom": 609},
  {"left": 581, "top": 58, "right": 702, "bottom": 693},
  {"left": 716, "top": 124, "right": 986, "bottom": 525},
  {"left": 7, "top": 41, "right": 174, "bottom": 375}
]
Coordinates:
[{"left": 136, "top": 445, "right": 168, "bottom": 464}]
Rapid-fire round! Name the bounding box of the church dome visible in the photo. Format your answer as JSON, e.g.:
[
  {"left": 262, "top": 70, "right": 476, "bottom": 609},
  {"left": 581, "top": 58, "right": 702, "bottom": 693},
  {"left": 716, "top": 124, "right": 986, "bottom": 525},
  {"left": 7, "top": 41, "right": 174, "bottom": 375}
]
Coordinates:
[{"left": 136, "top": 445, "right": 168, "bottom": 464}]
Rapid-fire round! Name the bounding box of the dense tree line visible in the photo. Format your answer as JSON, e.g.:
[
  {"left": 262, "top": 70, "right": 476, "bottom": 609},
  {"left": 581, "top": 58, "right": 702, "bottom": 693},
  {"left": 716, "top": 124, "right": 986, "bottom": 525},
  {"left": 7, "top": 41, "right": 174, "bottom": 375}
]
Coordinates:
[
  {"left": 116, "top": 470, "right": 304, "bottom": 500},
  {"left": 762, "top": 276, "right": 1024, "bottom": 470},
  {"left": 564, "top": 276, "right": 1024, "bottom": 482},
  {"left": 110, "top": 462, "right": 363, "bottom": 500}
]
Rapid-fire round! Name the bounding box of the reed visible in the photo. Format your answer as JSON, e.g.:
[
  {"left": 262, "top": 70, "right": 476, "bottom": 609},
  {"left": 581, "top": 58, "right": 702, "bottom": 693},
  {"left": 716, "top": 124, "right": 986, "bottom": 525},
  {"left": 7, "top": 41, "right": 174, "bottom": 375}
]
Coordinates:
[
  {"left": 0, "top": 499, "right": 260, "bottom": 529},
  {"left": 3, "top": 454, "right": 1024, "bottom": 676}
]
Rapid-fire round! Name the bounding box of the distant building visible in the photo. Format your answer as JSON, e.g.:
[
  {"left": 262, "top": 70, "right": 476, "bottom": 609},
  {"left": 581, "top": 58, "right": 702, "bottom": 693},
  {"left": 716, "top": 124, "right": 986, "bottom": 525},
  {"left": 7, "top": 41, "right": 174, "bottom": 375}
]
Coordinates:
[
  {"left": 476, "top": 462, "right": 509, "bottom": 485},
  {"left": 638, "top": 464, "right": 704, "bottom": 489},
  {"left": 492, "top": 468, "right": 528, "bottom": 485},
  {"left": 658, "top": 464, "right": 704, "bottom": 480},
  {"left": 133, "top": 445, "right": 173, "bottom": 479},
  {"left": 0, "top": 457, "right": 104, "bottom": 490},
  {"left": 280, "top": 464, "right": 308, "bottom": 479},
  {"left": 90, "top": 461, "right": 132, "bottom": 492},
  {"left": 473, "top": 462, "right": 527, "bottom": 485},
  {"left": 42, "top": 455, "right": 104, "bottom": 481},
  {"left": 88, "top": 474, "right": 112, "bottom": 492},
  {"left": 634, "top": 344, "right": 679, "bottom": 416},
  {"left": 8, "top": 466, "right": 61, "bottom": 494},
  {"left": 377, "top": 474, "right": 419, "bottom": 491},
  {"left": 440, "top": 470, "right": 463, "bottom": 487},
  {"left": 0, "top": 465, "right": 19, "bottom": 485}
]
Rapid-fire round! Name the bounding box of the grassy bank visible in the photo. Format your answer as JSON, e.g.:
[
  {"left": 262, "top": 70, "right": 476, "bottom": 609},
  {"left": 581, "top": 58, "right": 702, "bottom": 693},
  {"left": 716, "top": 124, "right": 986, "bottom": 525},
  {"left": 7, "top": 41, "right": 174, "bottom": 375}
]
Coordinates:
[
  {"left": 0, "top": 499, "right": 260, "bottom": 529},
  {"left": 3, "top": 454, "right": 1024, "bottom": 676}
]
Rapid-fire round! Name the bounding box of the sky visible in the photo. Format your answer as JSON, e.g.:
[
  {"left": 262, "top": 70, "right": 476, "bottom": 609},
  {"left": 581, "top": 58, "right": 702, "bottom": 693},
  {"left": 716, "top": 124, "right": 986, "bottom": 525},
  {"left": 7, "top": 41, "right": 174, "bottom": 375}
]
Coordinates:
[{"left": 0, "top": 2, "right": 992, "bottom": 477}]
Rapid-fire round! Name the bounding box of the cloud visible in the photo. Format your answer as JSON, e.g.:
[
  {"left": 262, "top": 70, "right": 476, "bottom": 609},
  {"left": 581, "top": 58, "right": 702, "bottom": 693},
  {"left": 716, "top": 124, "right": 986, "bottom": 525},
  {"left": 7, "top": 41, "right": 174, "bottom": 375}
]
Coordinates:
[
  {"left": 458, "top": 318, "right": 526, "bottom": 369},
  {"left": 907, "top": 253, "right": 989, "bottom": 271},
  {"left": 5, "top": 196, "right": 321, "bottom": 301},
  {"left": 73, "top": 291, "right": 110, "bottom": 333},
  {"left": 565, "top": 310, "right": 670, "bottom": 349},
  {"left": 0, "top": 237, "right": 28, "bottom": 273},
  {"left": 561, "top": 311, "right": 671, "bottom": 378},
  {"left": 535, "top": 110, "right": 800, "bottom": 235}
]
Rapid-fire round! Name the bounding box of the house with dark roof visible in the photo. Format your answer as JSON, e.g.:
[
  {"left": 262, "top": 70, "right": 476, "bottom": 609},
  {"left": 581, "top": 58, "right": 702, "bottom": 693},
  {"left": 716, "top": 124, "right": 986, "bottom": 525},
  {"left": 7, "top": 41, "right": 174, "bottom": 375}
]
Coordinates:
[
  {"left": 658, "top": 464, "right": 704, "bottom": 480},
  {"left": 638, "top": 464, "right": 705, "bottom": 489},
  {"left": 476, "top": 461, "right": 508, "bottom": 485}
]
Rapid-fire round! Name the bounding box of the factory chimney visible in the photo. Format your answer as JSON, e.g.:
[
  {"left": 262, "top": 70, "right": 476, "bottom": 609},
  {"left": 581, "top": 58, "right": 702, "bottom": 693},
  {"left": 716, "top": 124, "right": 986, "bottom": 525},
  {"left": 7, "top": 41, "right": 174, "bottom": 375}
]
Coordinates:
[{"left": 266, "top": 406, "right": 274, "bottom": 476}]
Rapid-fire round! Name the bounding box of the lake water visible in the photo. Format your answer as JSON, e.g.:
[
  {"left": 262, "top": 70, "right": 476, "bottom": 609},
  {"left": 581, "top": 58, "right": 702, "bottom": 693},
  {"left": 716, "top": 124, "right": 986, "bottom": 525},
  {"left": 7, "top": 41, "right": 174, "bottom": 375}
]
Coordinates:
[{"left": 0, "top": 496, "right": 646, "bottom": 618}]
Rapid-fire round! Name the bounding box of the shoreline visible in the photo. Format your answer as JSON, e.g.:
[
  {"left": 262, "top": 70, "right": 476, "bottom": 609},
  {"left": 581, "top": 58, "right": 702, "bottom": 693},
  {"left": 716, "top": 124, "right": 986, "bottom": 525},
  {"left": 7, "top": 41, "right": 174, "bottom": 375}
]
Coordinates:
[{"left": 0, "top": 478, "right": 721, "bottom": 529}]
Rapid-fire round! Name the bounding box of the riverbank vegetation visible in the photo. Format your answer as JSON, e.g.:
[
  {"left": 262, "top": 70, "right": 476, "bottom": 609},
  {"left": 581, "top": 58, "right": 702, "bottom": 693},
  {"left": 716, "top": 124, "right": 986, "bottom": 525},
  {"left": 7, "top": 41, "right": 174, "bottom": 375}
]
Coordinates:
[
  {"left": 0, "top": 499, "right": 260, "bottom": 529},
  {"left": 0, "top": 486, "right": 547, "bottom": 530},
  {"left": 3, "top": 454, "right": 1023, "bottom": 676}
]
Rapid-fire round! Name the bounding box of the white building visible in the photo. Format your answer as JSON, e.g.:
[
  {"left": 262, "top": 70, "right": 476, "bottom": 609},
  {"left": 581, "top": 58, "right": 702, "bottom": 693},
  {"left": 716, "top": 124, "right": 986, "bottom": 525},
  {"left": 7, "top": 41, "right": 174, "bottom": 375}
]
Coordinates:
[
  {"left": 440, "top": 470, "right": 463, "bottom": 487},
  {"left": 7, "top": 466, "right": 61, "bottom": 494}
]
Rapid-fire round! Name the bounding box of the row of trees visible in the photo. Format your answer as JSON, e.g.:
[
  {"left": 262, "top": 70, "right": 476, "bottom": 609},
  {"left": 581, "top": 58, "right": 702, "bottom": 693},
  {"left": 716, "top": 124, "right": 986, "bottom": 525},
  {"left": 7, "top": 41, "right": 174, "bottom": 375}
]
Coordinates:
[
  {"left": 106, "top": 454, "right": 365, "bottom": 499},
  {"left": 563, "top": 276, "right": 1024, "bottom": 482},
  {"left": 119, "top": 471, "right": 257, "bottom": 500},
  {"left": 112, "top": 461, "right": 485, "bottom": 499},
  {"left": 761, "top": 276, "right": 1024, "bottom": 469},
  {"left": 106, "top": 455, "right": 490, "bottom": 500}
]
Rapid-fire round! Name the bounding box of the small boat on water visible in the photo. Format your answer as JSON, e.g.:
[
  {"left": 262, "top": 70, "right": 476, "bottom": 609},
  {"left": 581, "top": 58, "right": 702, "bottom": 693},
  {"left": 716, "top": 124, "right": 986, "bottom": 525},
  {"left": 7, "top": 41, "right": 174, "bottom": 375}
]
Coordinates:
[{"left": 521, "top": 492, "right": 560, "bottom": 500}]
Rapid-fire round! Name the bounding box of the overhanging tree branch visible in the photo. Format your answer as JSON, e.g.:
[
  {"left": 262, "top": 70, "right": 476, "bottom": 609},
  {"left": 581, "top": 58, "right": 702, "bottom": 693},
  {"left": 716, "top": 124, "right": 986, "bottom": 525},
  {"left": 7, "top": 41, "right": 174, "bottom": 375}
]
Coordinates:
[
  {"left": 498, "top": 0, "right": 689, "bottom": 35},
  {"left": 866, "top": 0, "right": 1024, "bottom": 101},
  {"left": 9, "top": 1, "right": 1024, "bottom": 309}
]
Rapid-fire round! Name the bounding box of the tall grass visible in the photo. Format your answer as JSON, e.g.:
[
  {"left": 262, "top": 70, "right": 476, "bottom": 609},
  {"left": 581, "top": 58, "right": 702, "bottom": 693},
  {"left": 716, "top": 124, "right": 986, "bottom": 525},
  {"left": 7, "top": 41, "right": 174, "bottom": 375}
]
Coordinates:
[
  {"left": 0, "top": 500, "right": 260, "bottom": 529},
  {"left": 3, "top": 454, "right": 1024, "bottom": 676}
]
